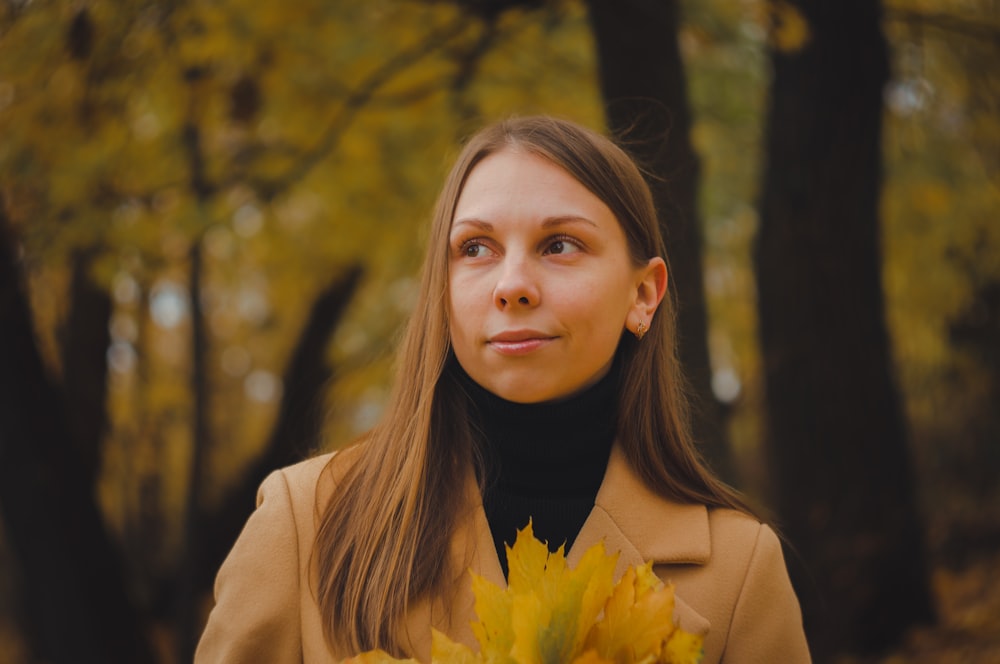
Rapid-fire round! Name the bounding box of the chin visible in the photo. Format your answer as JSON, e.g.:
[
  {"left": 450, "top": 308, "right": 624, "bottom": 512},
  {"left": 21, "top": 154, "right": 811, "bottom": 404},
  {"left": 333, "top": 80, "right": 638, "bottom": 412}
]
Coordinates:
[
  {"left": 484, "top": 376, "right": 581, "bottom": 404},
  {"left": 476, "top": 376, "right": 541, "bottom": 403}
]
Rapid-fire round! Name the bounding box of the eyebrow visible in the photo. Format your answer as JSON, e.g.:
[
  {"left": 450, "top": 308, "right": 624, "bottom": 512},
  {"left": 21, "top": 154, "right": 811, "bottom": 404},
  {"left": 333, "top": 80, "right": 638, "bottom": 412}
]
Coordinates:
[
  {"left": 450, "top": 215, "right": 598, "bottom": 232},
  {"left": 542, "top": 215, "right": 598, "bottom": 229},
  {"left": 451, "top": 219, "right": 493, "bottom": 233}
]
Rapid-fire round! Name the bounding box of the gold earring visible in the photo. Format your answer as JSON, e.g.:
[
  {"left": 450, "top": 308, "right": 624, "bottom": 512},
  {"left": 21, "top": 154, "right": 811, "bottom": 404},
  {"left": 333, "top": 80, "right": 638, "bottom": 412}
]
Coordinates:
[{"left": 635, "top": 321, "right": 647, "bottom": 340}]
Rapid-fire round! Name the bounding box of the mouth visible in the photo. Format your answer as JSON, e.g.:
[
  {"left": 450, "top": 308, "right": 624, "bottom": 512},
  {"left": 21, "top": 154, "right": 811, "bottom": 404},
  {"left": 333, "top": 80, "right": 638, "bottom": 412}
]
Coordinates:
[{"left": 487, "top": 330, "right": 556, "bottom": 355}]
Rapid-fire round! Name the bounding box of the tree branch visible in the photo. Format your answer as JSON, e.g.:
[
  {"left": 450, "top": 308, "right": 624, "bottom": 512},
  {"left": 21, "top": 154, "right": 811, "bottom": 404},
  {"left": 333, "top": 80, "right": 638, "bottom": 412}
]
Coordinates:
[
  {"left": 253, "top": 17, "right": 470, "bottom": 200},
  {"left": 446, "top": 18, "right": 499, "bottom": 128}
]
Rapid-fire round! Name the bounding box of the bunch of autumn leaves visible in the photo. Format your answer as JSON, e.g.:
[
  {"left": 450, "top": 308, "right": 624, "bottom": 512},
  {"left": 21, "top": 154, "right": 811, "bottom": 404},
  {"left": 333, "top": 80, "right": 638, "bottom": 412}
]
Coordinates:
[{"left": 347, "top": 522, "right": 703, "bottom": 664}]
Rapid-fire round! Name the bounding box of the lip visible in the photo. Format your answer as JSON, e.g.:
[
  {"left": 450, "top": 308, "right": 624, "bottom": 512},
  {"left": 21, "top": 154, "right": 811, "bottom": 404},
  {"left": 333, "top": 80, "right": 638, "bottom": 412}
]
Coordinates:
[{"left": 487, "top": 330, "right": 556, "bottom": 355}]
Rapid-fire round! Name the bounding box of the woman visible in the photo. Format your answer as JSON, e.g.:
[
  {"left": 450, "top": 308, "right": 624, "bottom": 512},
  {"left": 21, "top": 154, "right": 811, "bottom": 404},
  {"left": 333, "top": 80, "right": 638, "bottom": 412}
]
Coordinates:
[{"left": 196, "top": 116, "right": 810, "bottom": 663}]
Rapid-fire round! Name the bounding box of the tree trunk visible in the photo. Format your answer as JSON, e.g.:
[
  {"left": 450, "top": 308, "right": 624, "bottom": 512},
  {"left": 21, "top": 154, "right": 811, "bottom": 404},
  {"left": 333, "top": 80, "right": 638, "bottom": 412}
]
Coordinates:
[
  {"left": 754, "top": 0, "right": 933, "bottom": 657},
  {"left": 586, "top": 0, "right": 732, "bottom": 480},
  {"left": 176, "top": 105, "right": 215, "bottom": 660},
  {"left": 60, "top": 251, "right": 112, "bottom": 486},
  {"left": 0, "top": 206, "right": 154, "bottom": 663},
  {"left": 177, "top": 237, "right": 210, "bottom": 663}
]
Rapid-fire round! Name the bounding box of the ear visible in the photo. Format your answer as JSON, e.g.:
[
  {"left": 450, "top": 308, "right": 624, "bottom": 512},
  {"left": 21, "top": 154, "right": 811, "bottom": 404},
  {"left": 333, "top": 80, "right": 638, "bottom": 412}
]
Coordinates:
[{"left": 628, "top": 257, "right": 668, "bottom": 332}]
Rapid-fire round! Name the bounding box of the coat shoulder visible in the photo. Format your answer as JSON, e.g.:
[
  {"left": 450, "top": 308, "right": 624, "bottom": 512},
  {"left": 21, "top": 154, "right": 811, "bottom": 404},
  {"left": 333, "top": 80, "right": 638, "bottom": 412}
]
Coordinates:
[
  {"left": 707, "top": 507, "right": 770, "bottom": 550},
  {"left": 666, "top": 508, "right": 808, "bottom": 662},
  {"left": 702, "top": 507, "right": 784, "bottom": 586},
  {"left": 265, "top": 445, "right": 362, "bottom": 512}
]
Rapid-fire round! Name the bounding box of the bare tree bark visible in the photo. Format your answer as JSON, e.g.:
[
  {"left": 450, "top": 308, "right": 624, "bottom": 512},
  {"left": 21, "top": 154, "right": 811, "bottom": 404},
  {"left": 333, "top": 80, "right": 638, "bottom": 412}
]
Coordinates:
[
  {"left": 176, "top": 236, "right": 210, "bottom": 663},
  {"left": 60, "top": 251, "right": 112, "bottom": 487},
  {"left": 0, "top": 204, "right": 154, "bottom": 664},
  {"left": 754, "top": 0, "right": 934, "bottom": 657},
  {"left": 586, "top": 0, "right": 732, "bottom": 480},
  {"left": 175, "top": 78, "right": 217, "bottom": 655}
]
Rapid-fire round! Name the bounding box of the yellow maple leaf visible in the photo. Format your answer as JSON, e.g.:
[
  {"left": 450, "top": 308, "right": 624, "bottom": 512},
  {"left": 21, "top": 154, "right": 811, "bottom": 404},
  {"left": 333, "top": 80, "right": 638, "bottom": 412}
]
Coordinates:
[
  {"left": 347, "top": 523, "right": 702, "bottom": 663},
  {"left": 504, "top": 521, "right": 618, "bottom": 663},
  {"left": 567, "top": 539, "right": 620, "bottom": 651},
  {"left": 570, "top": 650, "right": 615, "bottom": 664},
  {"left": 430, "top": 629, "right": 480, "bottom": 664},
  {"left": 585, "top": 563, "right": 678, "bottom": 662},
  {"left": 510, "top": 592, "right": 545, "bottom": 664},
  {"left": 662, "top": 629, "right": 705, "bottom": 664},
  {"left": 469, "top": 569, "right": 516, "bottom": 660}
]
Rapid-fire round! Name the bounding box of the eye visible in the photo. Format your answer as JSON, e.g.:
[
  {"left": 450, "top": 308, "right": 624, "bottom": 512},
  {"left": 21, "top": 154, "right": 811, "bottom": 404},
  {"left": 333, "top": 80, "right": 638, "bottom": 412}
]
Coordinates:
[
  {"left": 459, "top": 240, "right": 495, "bottom": 258},
  {"left": 543, "top": 236, "right": 582, "bottom": 256}
]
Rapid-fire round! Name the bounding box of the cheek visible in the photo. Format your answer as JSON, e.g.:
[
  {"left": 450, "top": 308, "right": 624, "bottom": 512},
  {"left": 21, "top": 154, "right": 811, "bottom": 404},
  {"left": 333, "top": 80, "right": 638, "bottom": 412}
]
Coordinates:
[
  {"left": 448, "top": 279, "right": 478, "bottom": 343},
  {"left": 449, "top": 268, "right": 494, "bottom": 309},
  {"left": 559, "top": 275, "right": 633, "bottom": 323}
]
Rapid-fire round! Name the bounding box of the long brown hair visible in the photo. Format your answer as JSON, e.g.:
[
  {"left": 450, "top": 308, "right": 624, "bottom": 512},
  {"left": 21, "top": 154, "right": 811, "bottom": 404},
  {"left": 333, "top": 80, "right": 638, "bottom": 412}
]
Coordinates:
[{"left": 314, "top": 116, "right": 749, "bottom": 656}]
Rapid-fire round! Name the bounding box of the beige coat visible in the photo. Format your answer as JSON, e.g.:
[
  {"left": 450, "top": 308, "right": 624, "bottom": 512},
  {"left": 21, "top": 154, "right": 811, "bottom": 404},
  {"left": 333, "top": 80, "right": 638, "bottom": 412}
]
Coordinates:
[{"left": 196, "top": 446, "right": 811, "bottom": 663}]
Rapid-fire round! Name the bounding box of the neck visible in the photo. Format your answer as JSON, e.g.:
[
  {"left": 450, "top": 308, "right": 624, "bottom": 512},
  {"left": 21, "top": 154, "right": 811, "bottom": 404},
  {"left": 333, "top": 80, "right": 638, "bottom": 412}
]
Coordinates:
[
  {"left": 460, "top": 366, "right": 619, "bottom": 495},
  {"left": 454, "top": 356, "right": 620, "bottom": 568}
]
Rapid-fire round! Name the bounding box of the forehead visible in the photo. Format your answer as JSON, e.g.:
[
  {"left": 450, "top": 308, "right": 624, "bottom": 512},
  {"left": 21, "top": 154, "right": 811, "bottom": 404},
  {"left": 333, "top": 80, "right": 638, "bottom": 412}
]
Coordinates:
[{"left": 453, "top": 148, "right": 614, "bottom": 226}]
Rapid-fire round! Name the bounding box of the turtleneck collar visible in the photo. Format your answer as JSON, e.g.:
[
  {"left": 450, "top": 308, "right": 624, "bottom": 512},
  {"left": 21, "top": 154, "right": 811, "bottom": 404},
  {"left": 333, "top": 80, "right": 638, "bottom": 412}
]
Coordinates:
[{"left": 456, "top": 355, "right": 620, "bottom": 498}]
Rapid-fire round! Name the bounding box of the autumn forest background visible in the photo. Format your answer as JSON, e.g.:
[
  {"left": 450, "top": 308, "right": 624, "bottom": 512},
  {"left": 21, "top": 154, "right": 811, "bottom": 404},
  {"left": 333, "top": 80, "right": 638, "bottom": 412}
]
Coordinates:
[{"left": 1, "top": 0, "right": 999, "bottom": 662}]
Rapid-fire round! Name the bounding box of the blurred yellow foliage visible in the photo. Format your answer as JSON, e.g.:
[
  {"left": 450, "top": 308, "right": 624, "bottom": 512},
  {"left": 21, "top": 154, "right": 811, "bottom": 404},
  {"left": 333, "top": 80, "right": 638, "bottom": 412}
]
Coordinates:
[{"left": 764, "top": 1, "right": 811, "bottom": 54}]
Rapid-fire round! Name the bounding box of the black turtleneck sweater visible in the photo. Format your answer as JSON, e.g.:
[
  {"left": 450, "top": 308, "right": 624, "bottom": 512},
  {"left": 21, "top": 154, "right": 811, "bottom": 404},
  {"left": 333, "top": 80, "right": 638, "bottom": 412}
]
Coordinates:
[{"left": 459, "top": 362, "right": 619, "bottom": 577}]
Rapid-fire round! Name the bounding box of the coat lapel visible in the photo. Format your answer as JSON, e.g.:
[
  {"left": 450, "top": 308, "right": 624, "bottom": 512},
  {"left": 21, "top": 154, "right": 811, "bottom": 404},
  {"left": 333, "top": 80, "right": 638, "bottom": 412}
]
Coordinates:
[
  {"left": 575, "top": 445, "right": 711, "bottom": 565},
  {"left": 568, "top": 445, "right": 712, "bottom": 636}
]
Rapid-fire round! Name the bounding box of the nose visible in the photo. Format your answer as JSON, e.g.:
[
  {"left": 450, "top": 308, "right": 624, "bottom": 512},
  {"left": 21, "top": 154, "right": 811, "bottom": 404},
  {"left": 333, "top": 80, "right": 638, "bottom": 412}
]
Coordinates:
[{"left": 493, "top": 255, "right": 540, "bottom": 310}]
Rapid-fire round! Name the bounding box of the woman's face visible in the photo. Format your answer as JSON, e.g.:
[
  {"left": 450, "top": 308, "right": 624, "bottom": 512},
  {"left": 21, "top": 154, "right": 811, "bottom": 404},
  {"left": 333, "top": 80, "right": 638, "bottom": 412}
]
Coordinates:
[{"left": 447, "top": 148, "right": 665, "bottom": 403}]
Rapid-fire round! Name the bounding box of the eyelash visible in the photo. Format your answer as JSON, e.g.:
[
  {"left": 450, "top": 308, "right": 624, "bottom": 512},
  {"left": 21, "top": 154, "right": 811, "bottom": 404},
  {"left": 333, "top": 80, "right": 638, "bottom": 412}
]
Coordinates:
[
  {"left": 457, "top": 238, "right": 493, "bottom": 257},
  {"left": 456, "top": 234, "right": 583, "bottom": 257},
  {"left": 543, "top": 234, "right": 583, "bottom": 254}
]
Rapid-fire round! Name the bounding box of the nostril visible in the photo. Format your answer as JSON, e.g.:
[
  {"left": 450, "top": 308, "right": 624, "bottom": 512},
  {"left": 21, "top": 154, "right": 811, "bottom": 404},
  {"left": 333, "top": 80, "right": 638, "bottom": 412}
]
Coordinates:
[
  {"left": 518, "top": 296, "right": 529, "bottom": 305},
  {"left": 500, "top": 297, "right": 508, "bottom": 306}
]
